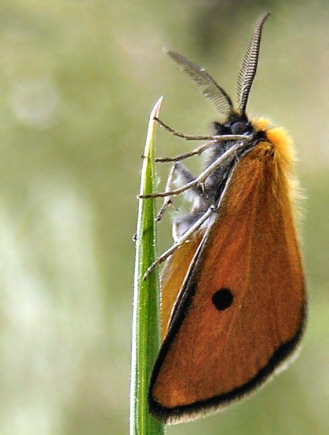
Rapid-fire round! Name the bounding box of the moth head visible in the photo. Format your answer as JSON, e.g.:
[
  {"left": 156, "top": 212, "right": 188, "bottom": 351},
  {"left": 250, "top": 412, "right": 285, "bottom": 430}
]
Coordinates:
[{"left": 212, "top": 115, "right": 254, "bottom": 137}]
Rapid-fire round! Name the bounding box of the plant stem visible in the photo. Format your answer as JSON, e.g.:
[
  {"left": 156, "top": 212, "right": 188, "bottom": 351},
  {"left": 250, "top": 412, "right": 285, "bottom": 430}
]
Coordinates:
[{"left": 130, "top": 98, "right": 165, "bottom": 435}]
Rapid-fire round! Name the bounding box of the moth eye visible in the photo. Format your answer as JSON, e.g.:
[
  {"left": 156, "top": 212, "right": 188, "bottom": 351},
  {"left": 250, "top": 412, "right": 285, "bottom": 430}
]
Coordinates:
[
  {"left": 212, "top": 288, "right": 234, "bottom": 311},
  {"left": 231, "top": 121, "right": 247, "bottom": 135}
]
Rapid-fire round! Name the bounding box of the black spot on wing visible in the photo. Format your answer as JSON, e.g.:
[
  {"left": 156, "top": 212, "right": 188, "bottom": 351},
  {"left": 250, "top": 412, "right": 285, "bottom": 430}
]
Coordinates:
[{"left": 212, "top": 288, "right": 234, "bottom": 311}]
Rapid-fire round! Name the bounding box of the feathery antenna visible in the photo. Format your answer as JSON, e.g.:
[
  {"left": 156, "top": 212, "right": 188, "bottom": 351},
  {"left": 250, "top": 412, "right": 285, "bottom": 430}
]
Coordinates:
[
  {"left": 236, "top": 12, "right": 270, "bottom": 115},
  {"left": 166, "top": 49, "right": 234, "bottom": 116}
]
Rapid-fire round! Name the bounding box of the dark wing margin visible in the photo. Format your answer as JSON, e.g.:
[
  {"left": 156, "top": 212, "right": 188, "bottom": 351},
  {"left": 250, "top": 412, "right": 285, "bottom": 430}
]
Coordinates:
[
  {"left": 236, "top": 12, "right": 270, "bottom": 114},
  {"left": 166, "top": 49, "right": 234, "bottom": 116}
]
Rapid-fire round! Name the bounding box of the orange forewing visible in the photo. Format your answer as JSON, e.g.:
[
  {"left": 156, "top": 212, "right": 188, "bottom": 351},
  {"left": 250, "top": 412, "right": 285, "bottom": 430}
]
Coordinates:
[
  {"left": 160, "top": 232, "right": 204, "bottom": 340},
  {"left": 149, "top": 140, "right": 305, "bottom": 423}
]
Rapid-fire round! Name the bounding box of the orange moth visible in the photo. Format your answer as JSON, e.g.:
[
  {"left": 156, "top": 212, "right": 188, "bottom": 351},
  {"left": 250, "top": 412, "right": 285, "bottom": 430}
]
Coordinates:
[{"left": 141, "top": 13, "right": 306, "bottom": 424}]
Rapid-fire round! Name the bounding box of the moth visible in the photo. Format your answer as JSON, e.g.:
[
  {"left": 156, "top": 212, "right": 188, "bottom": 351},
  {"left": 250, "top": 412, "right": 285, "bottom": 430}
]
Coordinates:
[{"left": 141, "top": 12, "right": 306, "bottom": 424}]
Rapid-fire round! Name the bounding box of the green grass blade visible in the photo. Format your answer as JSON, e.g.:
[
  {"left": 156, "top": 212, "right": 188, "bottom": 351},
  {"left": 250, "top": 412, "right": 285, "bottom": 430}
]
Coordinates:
[{"left": 130, "top": 97, "right": 165, "bottom": 435}]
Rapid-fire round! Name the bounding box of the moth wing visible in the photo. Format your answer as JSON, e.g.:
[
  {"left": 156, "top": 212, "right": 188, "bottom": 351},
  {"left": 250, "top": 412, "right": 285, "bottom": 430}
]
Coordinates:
[
  {"left": 150, "top": 142, "right": 305, "bottom": 423},
  {"left": 160, "top": 231, "right": 204, "bottom": 340}
]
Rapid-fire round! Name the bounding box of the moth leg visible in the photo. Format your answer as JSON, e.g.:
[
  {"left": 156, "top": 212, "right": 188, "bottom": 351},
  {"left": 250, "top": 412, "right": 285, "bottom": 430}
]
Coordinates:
[
  {"left": 155, "top": 141, "right": 216, "bottom": 163},
  {"left": 156, "top": 162, "right": 200, "bottom": 222},
  {"left": 143, "top": 205, "right": 217, "bottom": 281},
  {"left": 155, "top": 117, "right": 252, "bottom": 145},
  {"left": 155, "top": 117, "right": 222, "bottom": 141},
  {"left": 139, "top": 141, "right": 243, "bottom": 199},
  {"left": 140, "top": 142, "right": 214, "bottom": 162},
  {"left": 144, "top": 134, "right": 250, "bottom": 163},
  {"left": 156, "top": 164, "right": 177, "bottom": 222}
]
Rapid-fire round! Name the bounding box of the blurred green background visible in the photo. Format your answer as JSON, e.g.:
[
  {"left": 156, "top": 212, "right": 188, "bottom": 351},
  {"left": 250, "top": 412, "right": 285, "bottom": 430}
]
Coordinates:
[{"left": 0, "top": 0, "right": 328, "bottom": 434}]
